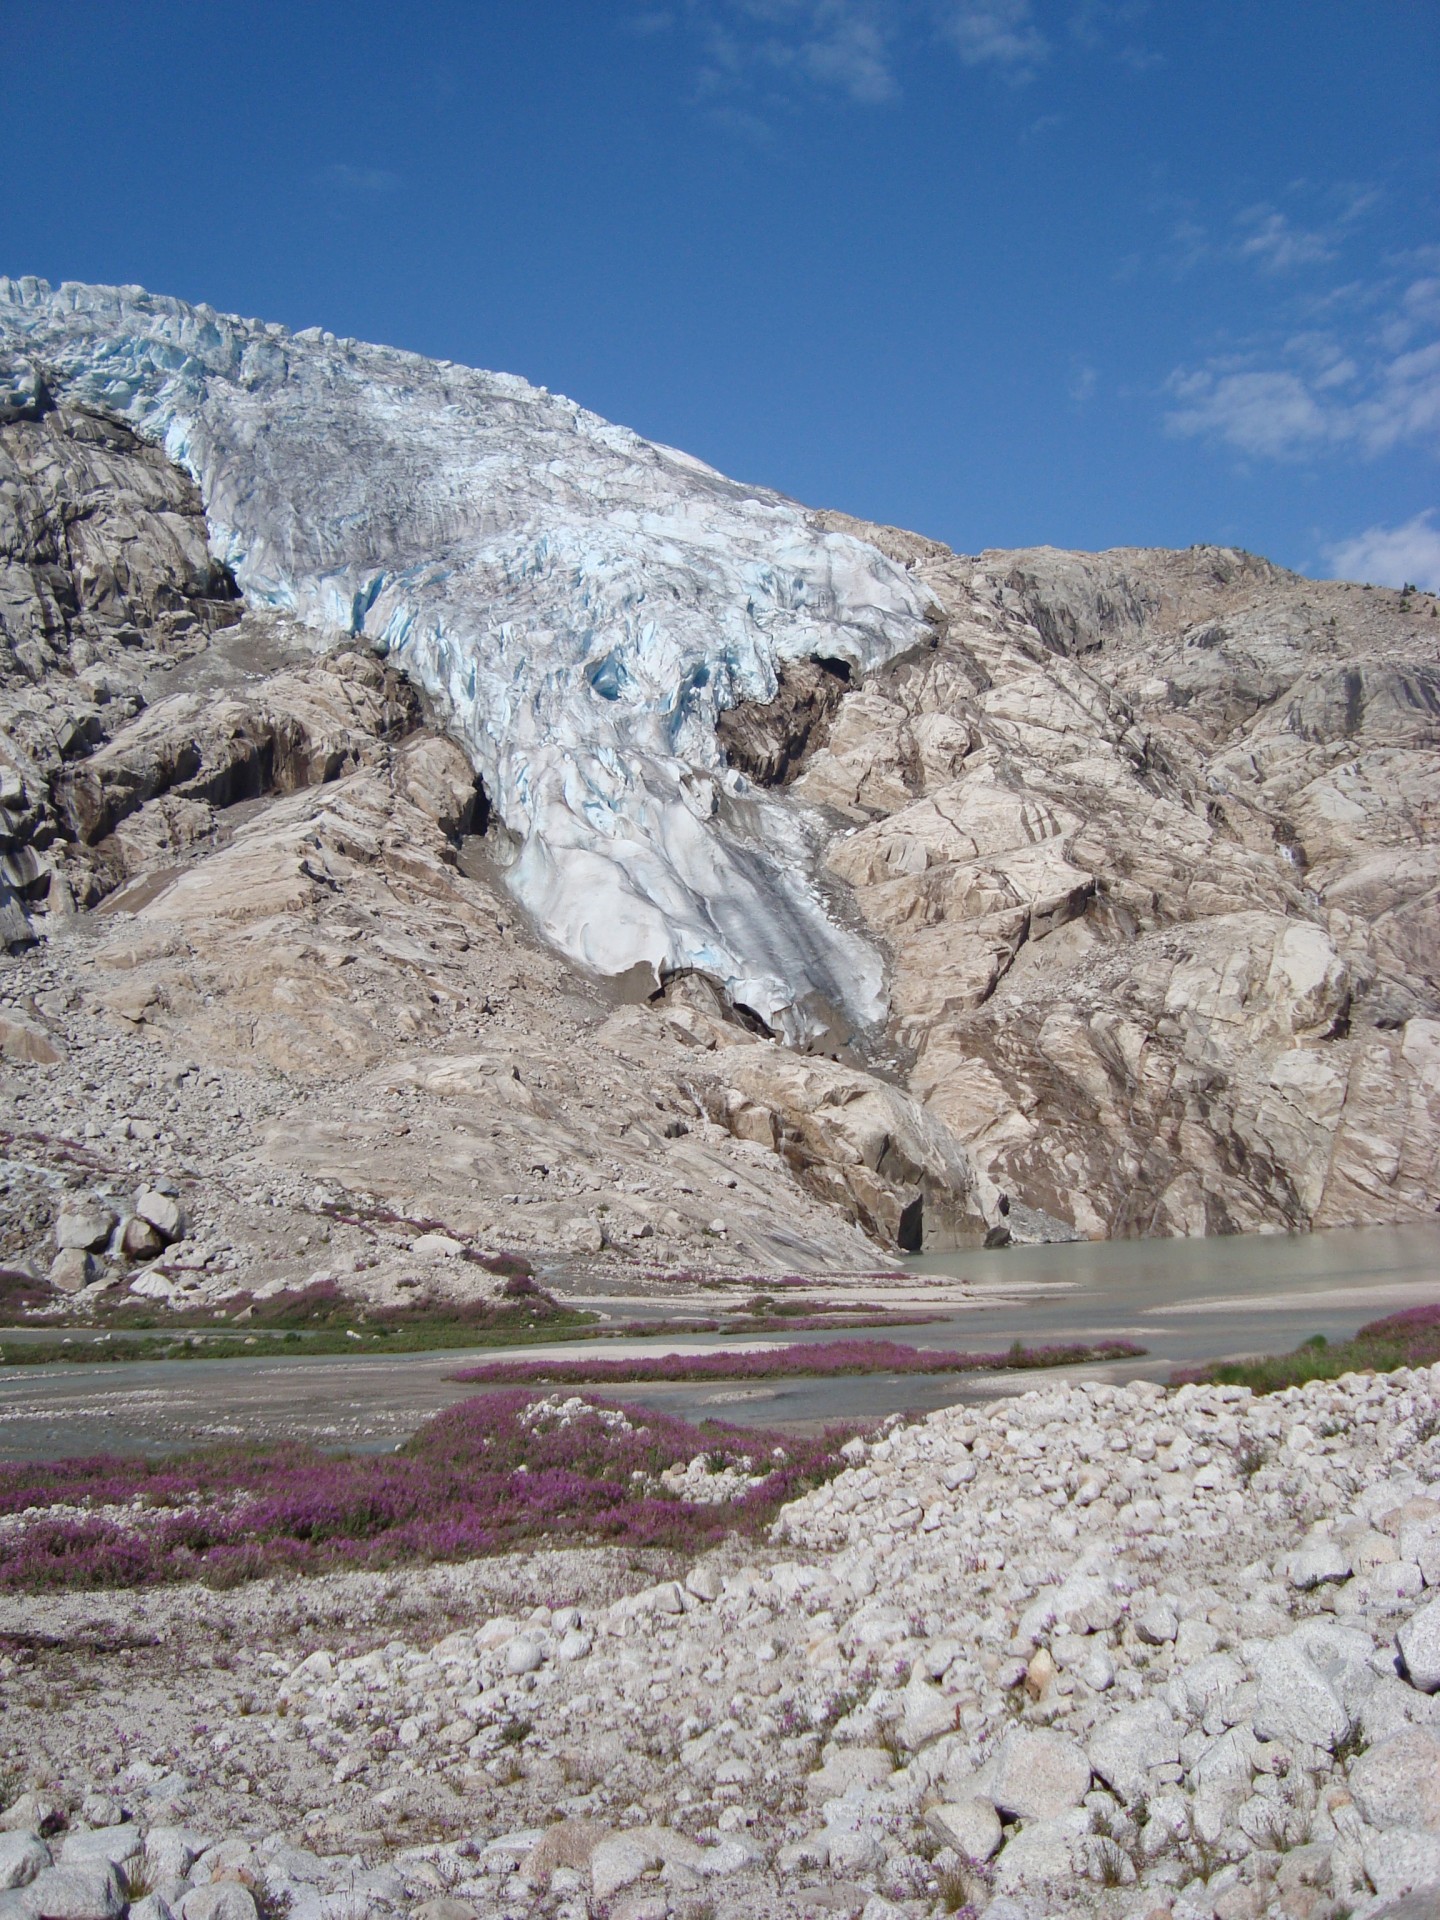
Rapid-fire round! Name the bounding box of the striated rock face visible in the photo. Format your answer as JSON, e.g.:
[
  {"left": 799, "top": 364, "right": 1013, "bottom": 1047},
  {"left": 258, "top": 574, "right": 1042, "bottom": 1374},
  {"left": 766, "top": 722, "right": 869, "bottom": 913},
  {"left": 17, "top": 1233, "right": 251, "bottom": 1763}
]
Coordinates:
[
  {"left": 0, "top": 394, "right": 242, "bottom": 940},
  {"left": 792, "top": 520, "right": 1440, "bottom": 1238},
  {"left": 697, "top": 1045, "right": 1002, "bottom": 1249}
]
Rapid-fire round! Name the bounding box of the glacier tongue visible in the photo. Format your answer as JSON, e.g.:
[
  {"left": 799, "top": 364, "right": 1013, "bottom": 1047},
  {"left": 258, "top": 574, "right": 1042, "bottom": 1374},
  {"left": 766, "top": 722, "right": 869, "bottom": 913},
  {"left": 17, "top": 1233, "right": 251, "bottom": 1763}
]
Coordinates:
[{"left": 0, "top": 276, "right": 937, "bottom": 1038}]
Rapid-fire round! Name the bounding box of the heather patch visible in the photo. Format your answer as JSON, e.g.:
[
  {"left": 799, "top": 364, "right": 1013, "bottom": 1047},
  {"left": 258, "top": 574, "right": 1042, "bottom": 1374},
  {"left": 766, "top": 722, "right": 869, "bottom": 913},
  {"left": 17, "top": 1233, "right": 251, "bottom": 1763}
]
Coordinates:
[
  {"left": 0, "top": 1391, "right": 850, "bottom": 1592},
  {"left": 451, "top": 1335, "right": 1145, "bottom": 1388},
  {"left": 1175, "top": 1299, "right": 1440, "bottom": 1392}
]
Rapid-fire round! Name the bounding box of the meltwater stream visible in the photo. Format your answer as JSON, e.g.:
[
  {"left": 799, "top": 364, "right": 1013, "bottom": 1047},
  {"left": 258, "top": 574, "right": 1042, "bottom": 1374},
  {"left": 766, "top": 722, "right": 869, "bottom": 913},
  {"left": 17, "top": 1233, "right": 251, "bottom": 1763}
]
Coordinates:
[{"left": 0, "top": 1227, "right": 1436, "bottom": 1461}]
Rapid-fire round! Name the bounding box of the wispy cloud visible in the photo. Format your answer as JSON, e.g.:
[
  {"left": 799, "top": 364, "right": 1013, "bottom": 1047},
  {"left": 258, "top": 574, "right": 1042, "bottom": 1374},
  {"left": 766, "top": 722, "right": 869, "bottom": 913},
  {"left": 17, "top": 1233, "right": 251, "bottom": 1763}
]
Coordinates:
[
  {"left": 1166, "top": 366, "right": 1332, "bottom": 459},
  {"left": 316, "top": 163, "right": 400, "bottom": 194},
  {"left": 788, "top": 2, "right": 899, "bottom": 101},
  {"left": 1160, "top": 185, "right": 1382, "bottom": 284},
  {"left": 937, "top": 0, "right": 1048, "bottom": 73},
  {"left": 689, "top": 1, "right": 900, "bottom": 108},
  {"left": 1164, "top": 278, "right": 1440, "bottom": 461},
  {"left": 1069, "top": 0, "right": 1160, "bottom": 69},
  {"left": 1156, "top": 182, "right": 1440, "bottom": 467},
  {"left": 1235, "top": 205, "right": 1337, "bottom": 276},
  {"left": 1325, "top": 510, "right": 1440, "bottom": 592},
  {"left": 1068, "top": 361, "right": 1098, "bottom": 407},
  {"left": 664, "top": 0, "right": 1161, "bottom": 122}
]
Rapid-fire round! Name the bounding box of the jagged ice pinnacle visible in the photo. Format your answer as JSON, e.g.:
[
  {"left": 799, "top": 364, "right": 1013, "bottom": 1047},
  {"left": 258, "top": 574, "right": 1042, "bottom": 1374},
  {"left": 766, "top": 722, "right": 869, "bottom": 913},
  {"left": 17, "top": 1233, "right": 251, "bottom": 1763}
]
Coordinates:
[{"left": 0, "top": 277, "right": 939, "bottom": 1038}]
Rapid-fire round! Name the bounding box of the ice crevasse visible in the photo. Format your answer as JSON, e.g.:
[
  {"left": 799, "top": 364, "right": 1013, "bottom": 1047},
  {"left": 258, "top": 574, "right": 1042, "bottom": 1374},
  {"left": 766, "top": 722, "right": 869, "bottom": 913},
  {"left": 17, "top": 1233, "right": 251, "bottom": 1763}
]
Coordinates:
[{"left": 0, "top": 277, "right": 939, "bottom": 1039}]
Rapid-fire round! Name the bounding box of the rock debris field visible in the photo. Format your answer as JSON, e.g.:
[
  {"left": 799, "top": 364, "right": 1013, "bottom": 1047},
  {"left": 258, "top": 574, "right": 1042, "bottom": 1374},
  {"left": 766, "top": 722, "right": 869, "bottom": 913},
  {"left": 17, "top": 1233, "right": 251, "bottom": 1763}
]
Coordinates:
[{"left": 4, "top": 1367, "right": 1440, "bottom": 1920}]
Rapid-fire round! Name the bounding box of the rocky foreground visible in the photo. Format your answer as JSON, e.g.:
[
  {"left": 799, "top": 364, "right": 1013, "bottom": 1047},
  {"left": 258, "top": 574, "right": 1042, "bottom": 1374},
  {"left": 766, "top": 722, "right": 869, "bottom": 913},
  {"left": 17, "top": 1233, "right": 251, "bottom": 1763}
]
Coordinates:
[{"left": 4, "top": 1366, "right": 1440, "bottom": 1920}]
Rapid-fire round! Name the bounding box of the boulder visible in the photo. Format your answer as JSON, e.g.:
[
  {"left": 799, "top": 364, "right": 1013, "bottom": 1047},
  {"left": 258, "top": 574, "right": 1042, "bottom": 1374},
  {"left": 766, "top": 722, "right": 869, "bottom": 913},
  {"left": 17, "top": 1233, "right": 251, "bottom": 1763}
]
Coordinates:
[
  {"left": 898, "top": 1671, "right": 955, "bottom": 1749},
  {"left": 1080, "top": 1645, "right": 1115, "bottom": 1691},
  {"left": 1087, "top": 1700, "right": 1182, "bottom": 1806},
  {"left": 520, "top": 1822, "right": 612, "bottom": 1887},
  {"left": 57, "top": 1833, "right": 140, "bottom": 1871},
  {"left": 140, "top": 1835, "right": 203, "bottom": 1886},
  {"left": 685, "top": 1566, "right": 721, "bottom": 1602},
  {"left": 178, "top": 1888, "right": 258, "bottom": 1920},
  {"left": 1248, "top": 1635, "right": 1350, "bottom": 1749},
  {"left": 72, "top": 1805, "right": 119, "bottom": 1835},
  {"left": 806, "top": 1748, "right": 893, "bottom": 1802},
  {"left": 825, "top": 1829, "right": 884, "bottom": 1874},
  {"left": 1135, "top": 1599, "right": 1179, "bottom": 1645},
  {"left": 409, "top": 1233, "right": 462, "bottom": 1259},
  {"left": 47, "top": 1250, "right": 95, "bottom": 1293},
  {"left": 1363, "top": 1827, "right": 1440, "bottom": 1902},
  {"left": 134, "top": 1190, "right": 187, "bottom": 1244},
  {"left": 1400, "top": 1517, "right": 1440, "bottom": 1588},
  {"left": 127, "top": 1899, "right": 176, "bottom": 1920},
  {"left": 53, "top": 1204, "right": 117, "bottom": 1254},
  {"left": 0, "top": 1837, "right": 49, "bottom": 1892},
  {"left": 121, "top": 1216, "right": 166, "bottom": 1260},
  {"left": 925, "top": 1798, "right": 1002, "bottom": 1862},
  {"left": 18, "top": 1863, "right": 126, "bottom": 1920},
  {"left": 990, "top": 1810, "right": 1091, "bottom": 1895},
  {"left": 1399, "top": 1597, "right": 1440, "bottom": 1693},
  {"left": 1350, "top": 1728, "right": 1440, "bottom": 1833},
  {"left": 1286, "top": 1617, "right": 1378, "bottom": 1718},
  {"left": 981, "top": 1728, "right": 1091, "bottom": 1821},
  {"left": 1284, "top": 1538, "right": 1353, "bottom": 1590},
  {"left": 0, "top": 1012, "right": 60, "bottom": 1066},
  {"left": 0, "top": 1802, "right": 61, "bottom": 1840},
  {"left": 1172, "top": 1650, "right": 1245, "bottom": 1720},
  {"left": 589, "top": 1833, "right": 661, "bottom": 1903}
]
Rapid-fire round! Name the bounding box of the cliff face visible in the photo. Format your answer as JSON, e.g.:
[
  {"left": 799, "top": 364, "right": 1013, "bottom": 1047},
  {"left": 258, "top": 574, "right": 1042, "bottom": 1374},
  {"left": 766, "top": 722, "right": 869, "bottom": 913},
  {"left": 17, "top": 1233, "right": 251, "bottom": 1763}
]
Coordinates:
[
  {"left": 793, "top": 519, "right": 1440, "bottom": 1237},
  {"left": 1, "top": 281, "right": 1436, "bottom": 1308}
]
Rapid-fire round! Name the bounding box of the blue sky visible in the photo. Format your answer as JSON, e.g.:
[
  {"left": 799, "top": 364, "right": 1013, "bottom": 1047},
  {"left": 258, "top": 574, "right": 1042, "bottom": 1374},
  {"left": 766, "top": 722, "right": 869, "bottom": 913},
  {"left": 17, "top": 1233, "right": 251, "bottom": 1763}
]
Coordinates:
[{"left": 5, "top": 1, "right": 1438, "bottom": 584}]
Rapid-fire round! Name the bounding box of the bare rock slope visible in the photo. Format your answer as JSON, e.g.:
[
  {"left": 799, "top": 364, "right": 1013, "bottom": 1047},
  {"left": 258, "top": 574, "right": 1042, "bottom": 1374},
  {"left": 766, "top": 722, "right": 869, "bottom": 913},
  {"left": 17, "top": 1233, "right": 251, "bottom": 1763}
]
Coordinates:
[{"left": 792, "top": 518, "right": 1440, "bottom": 1240}]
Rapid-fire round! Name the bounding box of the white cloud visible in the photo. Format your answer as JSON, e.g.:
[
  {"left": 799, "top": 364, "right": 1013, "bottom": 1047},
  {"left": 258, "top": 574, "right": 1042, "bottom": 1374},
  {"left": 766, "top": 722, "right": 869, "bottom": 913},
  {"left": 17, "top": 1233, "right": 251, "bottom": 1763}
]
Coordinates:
[
  {"left": 788, "top": 2, "right": 898, "bottom": 100},
  {"left": 1325, "top": 511, "right": 1440, "bottom": 592},
  {"left": 1235, "top": 206, "right": 1336, "bottom": 276},
  {"left": 938, "top": 0, "right": 1048, "bottom": 70},
  {"left": 1166, "top": 367, "right": 1332, "bottom": 459},
  {"left": 1165, "top": 276, "right": 1440, "bottom": 462},
  {"left": 676, "top": 0, "right": 1161, "bottom": 114},
  {"left": 692, "top": 1, "right": 899, "bottom": 105}
]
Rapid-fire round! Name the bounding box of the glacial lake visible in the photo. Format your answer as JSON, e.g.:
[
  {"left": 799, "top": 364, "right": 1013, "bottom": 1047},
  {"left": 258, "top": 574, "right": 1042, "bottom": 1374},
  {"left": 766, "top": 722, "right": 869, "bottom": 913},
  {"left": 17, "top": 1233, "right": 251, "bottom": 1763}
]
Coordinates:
[{"left": 0, "top": 1225, "right": 1435, "bottom": 1459}]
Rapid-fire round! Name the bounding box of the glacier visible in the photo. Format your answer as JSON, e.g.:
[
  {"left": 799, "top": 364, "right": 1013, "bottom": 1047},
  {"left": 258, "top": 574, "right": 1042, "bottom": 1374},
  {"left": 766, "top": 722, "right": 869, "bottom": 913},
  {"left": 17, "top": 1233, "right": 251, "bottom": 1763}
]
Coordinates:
[{"left": 0, "top": 276, "right": 938, "bottom": 1039}]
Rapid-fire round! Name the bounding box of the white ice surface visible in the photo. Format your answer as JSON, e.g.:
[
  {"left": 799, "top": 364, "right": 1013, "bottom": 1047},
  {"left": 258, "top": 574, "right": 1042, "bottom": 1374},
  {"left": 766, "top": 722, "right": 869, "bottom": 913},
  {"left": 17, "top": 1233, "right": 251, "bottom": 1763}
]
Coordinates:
[{"left": 0, "top": 277, "right": 939, "bottom": 1038}]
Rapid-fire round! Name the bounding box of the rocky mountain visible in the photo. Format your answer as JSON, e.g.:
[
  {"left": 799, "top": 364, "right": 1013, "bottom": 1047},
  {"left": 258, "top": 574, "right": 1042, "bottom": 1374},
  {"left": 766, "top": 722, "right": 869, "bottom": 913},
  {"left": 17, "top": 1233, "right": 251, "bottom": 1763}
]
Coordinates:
[{"left": 1, "top": 278, "right": 1437, "bottom": 1309}]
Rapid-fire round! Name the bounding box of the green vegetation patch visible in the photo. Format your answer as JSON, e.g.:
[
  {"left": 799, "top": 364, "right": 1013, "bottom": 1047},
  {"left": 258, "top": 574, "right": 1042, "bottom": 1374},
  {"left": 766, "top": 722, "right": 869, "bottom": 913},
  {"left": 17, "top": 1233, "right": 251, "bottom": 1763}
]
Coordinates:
[{"left": 1174, "top": 1301, "right": 1440, "bottom": 1393}]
